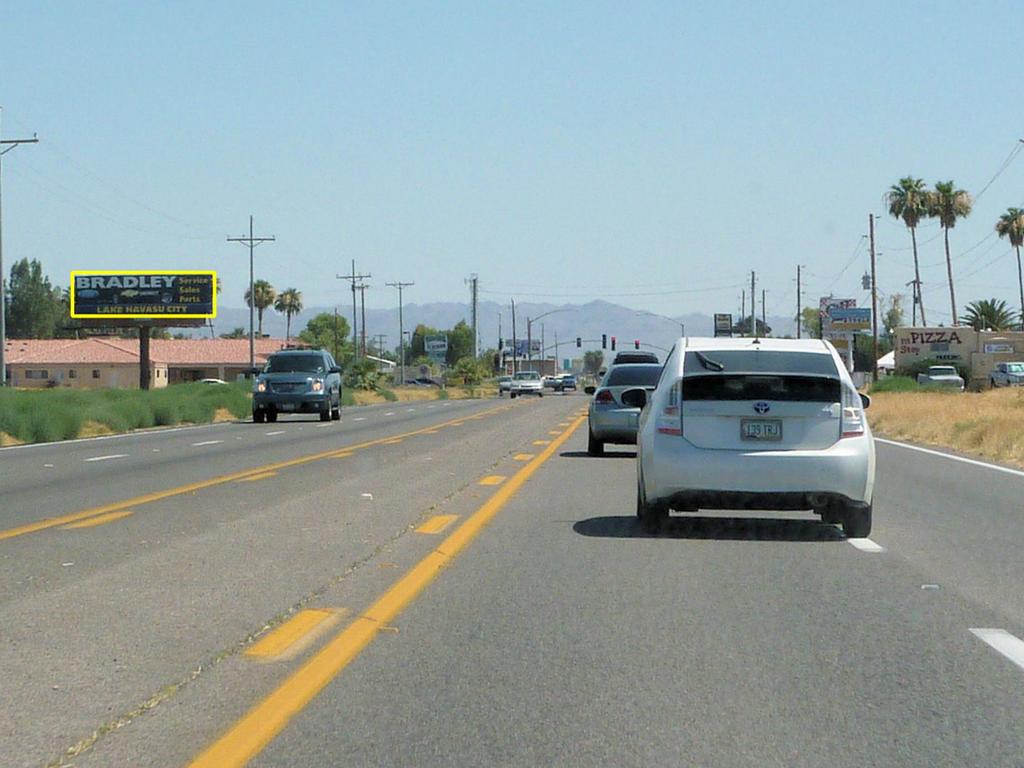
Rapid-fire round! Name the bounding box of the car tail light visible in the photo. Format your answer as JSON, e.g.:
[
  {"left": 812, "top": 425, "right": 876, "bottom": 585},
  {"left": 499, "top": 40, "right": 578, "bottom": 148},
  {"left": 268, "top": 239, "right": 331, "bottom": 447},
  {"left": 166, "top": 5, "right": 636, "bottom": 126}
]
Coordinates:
[
  {"left": 594, "top": 389, "right": 614, "bottom": 404},
  {"left": 657, "top": 380, "right": 682, "bottom": 435},
  {"left": 841, "top": 385, "right": 865, "bottom": 438}
]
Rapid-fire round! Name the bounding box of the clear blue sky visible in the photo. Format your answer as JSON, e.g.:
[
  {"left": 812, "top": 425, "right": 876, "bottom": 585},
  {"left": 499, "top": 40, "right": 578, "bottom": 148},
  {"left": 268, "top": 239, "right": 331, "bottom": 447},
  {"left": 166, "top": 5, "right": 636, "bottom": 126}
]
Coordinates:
[{"left": 2, "top": 1, "right": 1021, "bottom": 324}]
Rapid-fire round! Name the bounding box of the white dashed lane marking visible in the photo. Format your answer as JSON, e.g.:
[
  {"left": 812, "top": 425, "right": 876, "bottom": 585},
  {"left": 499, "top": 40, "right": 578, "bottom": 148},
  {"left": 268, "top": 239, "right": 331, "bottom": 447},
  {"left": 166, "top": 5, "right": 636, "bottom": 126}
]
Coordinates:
[
  {"left": 191, "top": 440, "right": 224, "bottom": 447},
  {"left": 265, "top": 431, "right": 285, "bottom": 436},
  {"left": 970, "top": 628, "right": 1024, "bottom": 672},
  {"left": 353, "top": 417, "right": 366, "bottom": 422},
  {"left": 83, "top": 454, "right": 129, "bottom": 463},
  {"left": 847, "top": 538, "right": 884, "bottom": 553}
]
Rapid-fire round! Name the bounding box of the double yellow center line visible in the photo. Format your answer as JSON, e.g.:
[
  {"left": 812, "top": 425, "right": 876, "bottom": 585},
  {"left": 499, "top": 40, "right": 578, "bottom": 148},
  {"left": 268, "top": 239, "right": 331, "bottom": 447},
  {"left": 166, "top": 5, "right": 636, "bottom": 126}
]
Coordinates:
[
  {"left": 0, "top": 404, "right": 513, "bottom": 543},
  {"left": 188, "top": 413, "right": 586, "bottom": 768}
]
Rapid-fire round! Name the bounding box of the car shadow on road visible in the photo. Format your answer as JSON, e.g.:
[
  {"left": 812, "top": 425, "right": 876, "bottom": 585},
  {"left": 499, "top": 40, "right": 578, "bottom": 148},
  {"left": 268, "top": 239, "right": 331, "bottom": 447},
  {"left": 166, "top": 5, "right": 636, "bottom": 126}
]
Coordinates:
[
  {"left": 572, "top": 515, "right": 845, "bottom": 542},
  {"left": 560, "top": 451, "right": 637, "bottom": 459}
]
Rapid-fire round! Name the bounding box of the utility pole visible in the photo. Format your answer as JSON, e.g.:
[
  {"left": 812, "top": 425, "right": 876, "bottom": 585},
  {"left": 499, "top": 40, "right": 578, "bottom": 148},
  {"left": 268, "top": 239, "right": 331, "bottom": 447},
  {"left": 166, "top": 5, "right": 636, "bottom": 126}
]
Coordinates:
[
  {"left": 356, "top": 282, "right": 369, "bottom": 357},
  {"left": 907, "top": 279, "right": 919, "bottom": 326},
  {"left": 527, "top": 317, "right": 533, "bottom": 371},
  {"left": 333, "top": 308, "right": 340, "bottom": 360},
  {"left": 870, "top": 214, "right": 879, "bottom": 382},
  {"left": 338, "top": 260, "right": 371, "bottom": 360},
  {"left": 751, "top": 271, "right": 757, "bottom": 339},
  {"left": 796, "top": 265, "right": 802, "bottom": 339},
  {"left": 541, "top": 323, "right": 546, "bottom": 374},
  {"left": 386, "top": 281, "right": 413, "bottom": 386},
  {"left": 227, "top": 215, "right": 275, "bottom": 376},
  {"left": 510, "top": 299, "right": 518, "bottom": 375},
  {"left": 0, "top": 110, "right": 39, "bottom": 386},
  {"left": 740, "top": 291, "right": 746, "bottom": 336},
  {"left": 761, "top": 288, "right": 766, "bottom": 336},
  {"left": 466, "top": 274, "right": 479, "bottom": 358},
  {"left": 374, "top": 333, "right": 387, "bottom": 371}
]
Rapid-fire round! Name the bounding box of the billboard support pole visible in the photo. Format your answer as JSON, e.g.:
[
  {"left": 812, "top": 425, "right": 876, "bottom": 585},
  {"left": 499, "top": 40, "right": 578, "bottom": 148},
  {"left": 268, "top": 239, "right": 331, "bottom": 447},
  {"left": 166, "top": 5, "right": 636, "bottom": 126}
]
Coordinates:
[{"left": 139, "top": 325, "right": 151, "bottom": 390}]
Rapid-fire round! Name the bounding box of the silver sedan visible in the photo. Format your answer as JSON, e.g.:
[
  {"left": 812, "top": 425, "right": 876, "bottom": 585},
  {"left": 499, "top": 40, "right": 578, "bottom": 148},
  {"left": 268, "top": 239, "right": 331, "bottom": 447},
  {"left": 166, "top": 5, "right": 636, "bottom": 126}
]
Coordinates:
[{"left": 586, "top": 363, "right": 663, "bottom": 455}]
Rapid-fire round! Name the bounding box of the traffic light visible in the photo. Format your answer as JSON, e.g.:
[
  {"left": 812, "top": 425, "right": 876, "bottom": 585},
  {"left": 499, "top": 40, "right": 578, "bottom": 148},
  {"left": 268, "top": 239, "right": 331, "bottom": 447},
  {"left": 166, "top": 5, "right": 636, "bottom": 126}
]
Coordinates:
[
  {"left": 601, "top": 334, "right": 607, "bottom": 349},
  {"left": 634, "top": 339, "right": 640, "bottom": 350},
  {"left": 576, "top": 336, "right": 581, "bottom": 348},
  {"left": 611, "top": 336, "right": 617, "bottom": 351}
]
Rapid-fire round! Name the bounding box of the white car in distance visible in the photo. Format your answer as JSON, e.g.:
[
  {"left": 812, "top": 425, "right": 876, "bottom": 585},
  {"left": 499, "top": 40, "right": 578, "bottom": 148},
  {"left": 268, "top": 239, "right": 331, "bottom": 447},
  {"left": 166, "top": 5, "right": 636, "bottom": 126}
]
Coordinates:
[
  {"left": 635, "top": 337, "right": 875, "bottom": 537},
  {"left": 509, "top": 371, "right": 544, "bottom": 398}
]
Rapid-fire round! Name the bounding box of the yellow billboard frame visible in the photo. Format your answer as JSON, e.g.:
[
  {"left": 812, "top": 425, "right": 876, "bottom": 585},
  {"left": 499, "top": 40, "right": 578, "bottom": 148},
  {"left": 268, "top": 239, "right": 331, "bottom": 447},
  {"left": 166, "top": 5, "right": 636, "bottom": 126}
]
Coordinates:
[{"left": 70, "top": 270, "right": 217, "bottom": 320}]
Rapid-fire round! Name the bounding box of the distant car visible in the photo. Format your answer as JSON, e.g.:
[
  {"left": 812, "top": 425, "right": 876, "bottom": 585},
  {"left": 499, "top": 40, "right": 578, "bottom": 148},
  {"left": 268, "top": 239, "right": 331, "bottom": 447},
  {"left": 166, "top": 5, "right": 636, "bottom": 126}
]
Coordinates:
[
  {"left": 253, "top": 349, "right": 342, "bottom": 423},
  {"left": 542, "top": 375, "right": 560, "bottom": 388},
  {"left": 634, "top": 337, "right": 875, "bottom": 537},
  {"left": 586, "top": 363, "right": 663, "bottom": 454},
  {"left": 916, "top": 365, "right": 965, "bottom": 391},
  {"left": 554, "top": 374, "right": 577, "bottom": 392},
  {"left": 497, "top": 375, "right": 512, "bottom": 395},
  {"left": 612, "top": 351, "right": 660, "bottom": 365},
  {"left": 990, "top": 362, "right": 1024, "bottom": 388},
  {"left": 198, "top": 378, "right": 227, "bottom": 385},
  {"left": 510, "top": 371, "right": 543, "bottom": 398}
]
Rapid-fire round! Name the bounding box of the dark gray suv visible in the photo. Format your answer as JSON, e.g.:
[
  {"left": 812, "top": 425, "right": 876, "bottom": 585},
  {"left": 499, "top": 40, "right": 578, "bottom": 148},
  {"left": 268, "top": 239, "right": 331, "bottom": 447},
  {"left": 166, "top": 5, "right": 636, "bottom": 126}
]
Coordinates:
[{"left": 253, "top": 349, "right": 342, "bottom": 423}]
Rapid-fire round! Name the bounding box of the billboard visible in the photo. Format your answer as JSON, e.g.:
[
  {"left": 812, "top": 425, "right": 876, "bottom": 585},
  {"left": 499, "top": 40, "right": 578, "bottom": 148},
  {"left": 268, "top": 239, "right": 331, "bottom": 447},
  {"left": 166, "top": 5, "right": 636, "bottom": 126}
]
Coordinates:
[
  {"left": 513, "top": 338, "right": 542, "bottom": 357},
  {"left": 71, "top": 271, "right": 216, "bottom": 319},
  {"left": 827, "top": 307, "right": 871, "bottom": 332},
  {"left": 713, "top": 313, "right": 733, "bottom": 337},
  {"left": 425, "top": 334, "right": 448, "bottom": 363}
]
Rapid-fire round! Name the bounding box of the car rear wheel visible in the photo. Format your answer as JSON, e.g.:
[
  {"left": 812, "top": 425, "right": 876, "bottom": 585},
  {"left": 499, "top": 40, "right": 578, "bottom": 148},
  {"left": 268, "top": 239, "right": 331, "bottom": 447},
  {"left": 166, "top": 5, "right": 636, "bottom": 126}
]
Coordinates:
[
  {"left": 253, "top": 409, "right": 265, "bottom": 424},
  {"left": 841, "top": 503, "right": 872, "bottom": 538},
  {"left": 587, "top": 428, "right": 604, "bottom": 456},
  {"left": 319, "top": 402, "right": 331, "bottom": 422},
  {"left": 266, "top": 409, "right": 278, "bottom": 423},
  {"left": 331, "top": 396, "right": 341, "bottom": 420},
  {"left": 637, "top": 484, "right": 668, "bottom": 533}
]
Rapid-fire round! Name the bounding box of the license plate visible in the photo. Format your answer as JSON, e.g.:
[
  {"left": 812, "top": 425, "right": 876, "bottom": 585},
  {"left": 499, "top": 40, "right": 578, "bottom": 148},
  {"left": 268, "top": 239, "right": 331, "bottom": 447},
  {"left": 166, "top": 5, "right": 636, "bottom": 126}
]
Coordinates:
[
  {"left": 279, "top": 403, "right": 296, "bottom": 411},
  {"left": 741, "top": 419, "right": 782, "bottom": 441}
]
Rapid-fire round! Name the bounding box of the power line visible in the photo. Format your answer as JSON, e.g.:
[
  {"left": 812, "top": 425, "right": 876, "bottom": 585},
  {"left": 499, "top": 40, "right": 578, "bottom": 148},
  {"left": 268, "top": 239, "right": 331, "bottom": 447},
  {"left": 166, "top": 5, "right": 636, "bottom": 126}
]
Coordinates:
[{"left": 478, "top": 282, "right": 744, "bottom": 299}]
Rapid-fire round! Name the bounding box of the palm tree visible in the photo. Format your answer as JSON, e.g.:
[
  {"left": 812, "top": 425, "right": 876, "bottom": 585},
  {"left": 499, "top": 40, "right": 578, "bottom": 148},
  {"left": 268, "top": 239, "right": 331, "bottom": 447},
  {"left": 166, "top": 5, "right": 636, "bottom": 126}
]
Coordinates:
[
  {"left": 961, "top": 298, "right": 1016, "bottom": 331},
  {"left": 887, "top": 177, "right": 929, "bottom": 326},
  {"left": 273, "top": 287, "right": 304, "bottom": 341},
  {"left": 928, "top": 181, "right": 973, "bottom": 326},
  {"left": 996, "top": 207, "right": 1024, "bottom": 331},
  {"left": 244, "top": 279, "right": 277, "bottom": 336}
]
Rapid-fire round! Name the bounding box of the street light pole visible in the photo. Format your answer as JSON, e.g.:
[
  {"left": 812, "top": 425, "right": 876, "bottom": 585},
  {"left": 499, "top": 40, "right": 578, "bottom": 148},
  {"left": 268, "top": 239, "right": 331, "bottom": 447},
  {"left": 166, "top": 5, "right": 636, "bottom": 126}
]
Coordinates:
[{"left": 0, "top": 109, "right": 39, "bottom": 387}]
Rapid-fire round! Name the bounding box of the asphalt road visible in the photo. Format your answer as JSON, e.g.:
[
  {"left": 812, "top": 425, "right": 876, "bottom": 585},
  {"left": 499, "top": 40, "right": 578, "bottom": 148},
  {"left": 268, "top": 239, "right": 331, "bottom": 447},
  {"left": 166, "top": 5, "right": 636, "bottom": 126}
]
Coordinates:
[{"left": 2, "top": 394, "right": 1023, "bottom": 767}]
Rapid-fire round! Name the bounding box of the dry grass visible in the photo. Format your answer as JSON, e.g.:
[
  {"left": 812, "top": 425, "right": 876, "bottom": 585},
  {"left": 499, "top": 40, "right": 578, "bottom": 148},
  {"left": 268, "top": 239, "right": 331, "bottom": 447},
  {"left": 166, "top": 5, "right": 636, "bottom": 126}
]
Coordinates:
[
  {"left": 869, "top": 388, "right": 1024, "bottom": 467},
  {"left": 0, "top": 432, "right": 25, "bottom": 447},
  {"left": 78, "top": 420, "right": 115, "bottom": 438}
]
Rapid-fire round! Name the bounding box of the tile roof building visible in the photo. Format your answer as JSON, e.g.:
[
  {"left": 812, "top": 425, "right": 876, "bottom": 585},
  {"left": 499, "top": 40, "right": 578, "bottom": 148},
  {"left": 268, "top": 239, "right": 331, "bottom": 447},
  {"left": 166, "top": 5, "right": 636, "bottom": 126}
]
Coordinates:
[{"left": 3, "top": 337, "right": 289, "bottom": 388}]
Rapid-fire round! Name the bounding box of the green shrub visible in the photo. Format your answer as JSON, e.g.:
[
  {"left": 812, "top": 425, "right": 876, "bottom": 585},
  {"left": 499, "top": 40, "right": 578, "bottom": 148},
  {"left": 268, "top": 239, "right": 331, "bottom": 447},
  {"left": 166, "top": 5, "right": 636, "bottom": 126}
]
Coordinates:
[
  {"left": 380, "top": 389, "right": 398, "bottom": 402},
  {"left": 436, "top": 389, "right": 449, "bottom": 400}
]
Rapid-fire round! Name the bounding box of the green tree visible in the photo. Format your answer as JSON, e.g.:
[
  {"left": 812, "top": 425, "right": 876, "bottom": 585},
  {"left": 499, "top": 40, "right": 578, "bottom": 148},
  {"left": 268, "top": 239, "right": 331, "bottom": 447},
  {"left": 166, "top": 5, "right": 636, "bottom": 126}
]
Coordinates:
[
  {"left": 445, "top": 320, "right": 475, "bottom": 366},
  {"left": 299, "top": 312, "right": 352, "bottom": 361},
  {"left": 409, "top": 323, "right": 438, "bottom": 358},
  {"left": 882, "top": 294, "right": 905, "bottom": 337},
  {"left": 731, "top": 315, "right": 771, "bottom": 336},
  {"left": 583, "top": 350, "right": 604, "bottom": 375},
  {"left": 887, "top": 177, "right": 930, "bottom": 325},
  {"left": 961, "top": 298, "right": 1015, "bottom": 331},
  {"left": 220, "top": 327, "right": 247, "bottom": 339},
  {"left": 6, "top": 258, "right": 62, "bottom": 338},
  {"left": 273, "top": 287, "right": 304, "bottom": 341},
  {"left": 451, "top": 355, "right": 485, "bottom": 385},
  {"left": 800, "top": 307, "right": 822, "bottom": 339},
  {"left": 996, "top": 207, "right": 1024, "bottom": 331},
  {"left": 244, "top": 279, "right": 277, "bottom": 336},
  {"left": 928, "top": 181, "right": 973, "bottom": 325}
]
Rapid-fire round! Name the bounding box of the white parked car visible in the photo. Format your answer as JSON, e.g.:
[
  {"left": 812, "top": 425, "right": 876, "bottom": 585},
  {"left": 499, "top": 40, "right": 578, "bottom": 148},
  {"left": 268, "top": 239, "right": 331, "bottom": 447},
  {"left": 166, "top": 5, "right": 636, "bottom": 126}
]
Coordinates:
[
  {"left": 916, "top": 365, "right": 965, "bottom": 391},
  {"left": 635, "top": 337, "right": 875, "bottom": 537},
  {"left": 990, "top": 362, "right": 1024, "bottom": 388},
  {"left": 509, "top": 371, "right": 543, "bottom": 398}
]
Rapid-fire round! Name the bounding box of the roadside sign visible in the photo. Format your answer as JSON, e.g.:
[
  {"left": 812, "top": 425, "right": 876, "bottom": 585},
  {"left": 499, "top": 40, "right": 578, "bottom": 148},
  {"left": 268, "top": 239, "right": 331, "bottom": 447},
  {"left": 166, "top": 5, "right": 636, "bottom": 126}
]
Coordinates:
[
  {"left": 425, "top": 334, "right": 448, "bottom": 363},
  {"left": 827, "top": 307, "right": 871, "bottom": 332},
  {"left": 71, "top": 270, "right": 216, "bottom": 319},
  {"left": 713, "top": 313, "right": 733, "bottom": 337}
]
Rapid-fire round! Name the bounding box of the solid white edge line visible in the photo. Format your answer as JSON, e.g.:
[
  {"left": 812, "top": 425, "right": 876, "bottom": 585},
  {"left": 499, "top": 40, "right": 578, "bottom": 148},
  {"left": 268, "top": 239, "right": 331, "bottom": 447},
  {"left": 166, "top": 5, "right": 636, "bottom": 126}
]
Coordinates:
[
  {"left": 875, "top": 437, "right": 1024, "bottom": 479},
  {"left": 0, "top": 421, "right": 233, "bottom": 452},
  {"left": 846, "top": 537, "right": 885, "bottom": 553},
  {"left": 83, "top": 454, "right": 129, "bottom": 462},
  {"left": 970, "top": 628, "right": 1024, "bottom": 671}
]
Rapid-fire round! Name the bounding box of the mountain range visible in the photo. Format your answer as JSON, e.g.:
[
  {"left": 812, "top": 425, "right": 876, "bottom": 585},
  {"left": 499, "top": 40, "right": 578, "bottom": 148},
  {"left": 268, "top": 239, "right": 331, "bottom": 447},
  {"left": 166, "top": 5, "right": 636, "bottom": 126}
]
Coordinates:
[{"left": 195, "top": 300, "right": 798, "bottom": 357}]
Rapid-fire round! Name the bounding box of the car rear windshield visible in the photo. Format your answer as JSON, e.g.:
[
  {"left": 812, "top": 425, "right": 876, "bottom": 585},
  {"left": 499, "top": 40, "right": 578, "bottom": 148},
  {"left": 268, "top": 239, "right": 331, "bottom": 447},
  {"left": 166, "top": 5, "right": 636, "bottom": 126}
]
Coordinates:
[
  {"left": 265, "top": 354, "right": 325, "bottom": 373},
  {"left": 929, "top": 367, "right": 957, "bottom": 376},
  {"left": 684, "top": 350, "right": 838, "bottom": 376},
  {"left": 605, "top": 365, "right": 663, "bottom": 386},
  {"left": 682, "top": 374, "right": 841, "bottom": 402}
]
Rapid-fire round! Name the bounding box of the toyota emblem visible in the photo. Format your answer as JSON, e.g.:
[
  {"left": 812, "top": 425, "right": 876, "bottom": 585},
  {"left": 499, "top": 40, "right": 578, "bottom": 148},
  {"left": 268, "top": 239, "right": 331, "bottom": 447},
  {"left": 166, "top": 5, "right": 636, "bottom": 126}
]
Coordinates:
[{"left": 753, "top": 401, "right": 770, "bottom": 414}]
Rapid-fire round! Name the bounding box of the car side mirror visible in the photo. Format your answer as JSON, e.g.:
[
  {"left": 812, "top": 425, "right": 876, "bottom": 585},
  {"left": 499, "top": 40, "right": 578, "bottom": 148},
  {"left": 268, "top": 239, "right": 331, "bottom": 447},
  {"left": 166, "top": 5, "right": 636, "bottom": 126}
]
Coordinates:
[
  {"left": 620, "top": 388, "right": 648, "bottom": 409},
  {"left": 329, "top": 366, "right": 342, "bottom": 375},
  {"left": 859, "top": 393, "right": 871, "bottom": 409},
  {"left": 584, "top": 385, "right": 596, "bottom": 395},
  {"left": 250, "top": 367, "right": 262, "bottom": 376}
]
